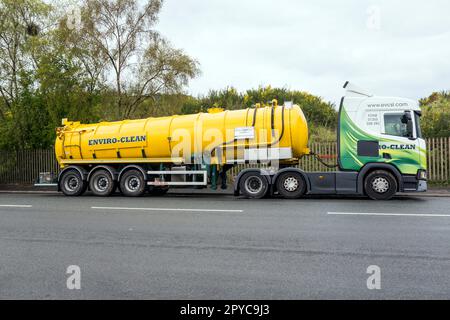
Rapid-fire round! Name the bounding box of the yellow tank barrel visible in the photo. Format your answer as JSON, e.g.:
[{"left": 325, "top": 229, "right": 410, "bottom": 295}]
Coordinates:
[{"left": 54, "top": 104, "right": 309, "bottom": 167}]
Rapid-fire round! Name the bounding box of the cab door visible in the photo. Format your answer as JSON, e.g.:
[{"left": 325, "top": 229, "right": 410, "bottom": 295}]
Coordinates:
[{"left": 380, "top": 111, "right": 421, "bottom": 175}]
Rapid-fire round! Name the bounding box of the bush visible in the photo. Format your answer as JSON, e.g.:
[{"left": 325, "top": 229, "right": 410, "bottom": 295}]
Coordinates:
[{"left": 419, "top": 91, "right": 450, "bottom": 138}]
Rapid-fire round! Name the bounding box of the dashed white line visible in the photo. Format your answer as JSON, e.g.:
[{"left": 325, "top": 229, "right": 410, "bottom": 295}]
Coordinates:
[
  {"left": 91, "top": 206, "right": 243, "bottom": 213},
  {"left": 327, "top": 212, "right": 450, "bottom": 218},
  {"left": 0, "top": 204, "right": 33, "bottom": 208}
]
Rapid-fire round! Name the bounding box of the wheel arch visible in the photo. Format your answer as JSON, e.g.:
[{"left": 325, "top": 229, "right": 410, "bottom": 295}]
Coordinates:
[
  {"left": 118, "top": 164, "right": 147, "bottom": 182},
  {"left": 357, "top": 163, "right": 403, "bottom": 194},
  {"left": 57, "top": 165, "right": 88, "bottom": 192},
  {"left": 87, "top": 165, "right": 118, "bottom": 182}
]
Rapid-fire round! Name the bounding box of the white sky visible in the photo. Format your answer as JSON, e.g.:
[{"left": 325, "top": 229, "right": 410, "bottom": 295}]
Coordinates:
[{"left": 157, "top": 0, "right": 450, "bottom": 106}]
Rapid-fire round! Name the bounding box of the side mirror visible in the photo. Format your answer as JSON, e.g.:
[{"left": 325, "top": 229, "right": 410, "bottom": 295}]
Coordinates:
[
  {"left": 401, "top": 111, "right": 414, "bottom": 139},
  {"left": 401, "top": 111, "right": 411, "bottom": 124}
]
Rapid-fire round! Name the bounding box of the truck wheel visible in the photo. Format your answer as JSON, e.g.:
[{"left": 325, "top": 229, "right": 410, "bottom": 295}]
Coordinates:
[
  {"left": 60, "top": 169, "right": 87, "bottom": 196},
  {"left": 276, "top": 171, "right": 306, "bottom": 199},
  {"left": 148, "top": 186, "right": 169, "bottom": 196},
  {"left": 239, "top": 172, "right": 269, "bottom": 199},
  {"left": 120, "top": 169, "right": 146, "bottom": 197},
  {"left": 89, "top": 169, "right": 115, "bottom": 196},
  {"left": 364, "top": 170, "right": 397, "bottom": 200}
]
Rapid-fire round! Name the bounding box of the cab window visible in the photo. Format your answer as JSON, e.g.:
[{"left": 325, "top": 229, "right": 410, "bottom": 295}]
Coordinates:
[{"left": 383, "top": 113, "right": 413, "bottom": 138}]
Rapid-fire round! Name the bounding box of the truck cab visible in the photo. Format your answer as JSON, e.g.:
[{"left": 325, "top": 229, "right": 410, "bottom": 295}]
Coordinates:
[
  {"left": 235, "top": 82, "right": 427, "bottom": 200},
  {"left": 338, "top": 82, "right": 427, "bottom": 198}
]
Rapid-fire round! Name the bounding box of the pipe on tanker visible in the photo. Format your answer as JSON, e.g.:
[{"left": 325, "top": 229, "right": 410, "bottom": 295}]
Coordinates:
[{"left": 213, "top": 106, "right": 286, "bottom": 158}]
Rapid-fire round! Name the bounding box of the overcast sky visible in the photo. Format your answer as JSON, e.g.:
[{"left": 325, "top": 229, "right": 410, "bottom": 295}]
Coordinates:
[{"left": 156, "top": 0, "right": 450, "bottom": 106}]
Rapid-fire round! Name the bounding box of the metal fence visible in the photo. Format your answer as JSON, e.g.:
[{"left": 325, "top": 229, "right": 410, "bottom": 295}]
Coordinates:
[
  {"left": 0, "top": 149, "right": 60, "bottom": 184},
  {"left": 1, "top": 138, "right": 449, "bottom": 184}
]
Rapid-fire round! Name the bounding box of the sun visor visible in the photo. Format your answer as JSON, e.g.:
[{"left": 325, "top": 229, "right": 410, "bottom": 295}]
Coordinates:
[{"left": 343, "top": 81, "right": 373, "bottom": 98}]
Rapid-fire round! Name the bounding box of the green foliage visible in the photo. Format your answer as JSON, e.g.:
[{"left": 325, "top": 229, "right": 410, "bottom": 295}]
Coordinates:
[
  {"left": 309, "top": 126, "right": 337, "bottom": 143},
  {"left": 0, "top": 0, "right": 199, "bottom": 150},
  {"left": 0, "top": 0, "right": 53, "bottom": 149},
  {"left": 419, "top": 91, "right": 450, "bottom": 137},
  {"left": 199, "top": 87, "right": 243, "bottom": 111},
  {"left": 188, "top": 86, "right": 337, "bottom": 130}
]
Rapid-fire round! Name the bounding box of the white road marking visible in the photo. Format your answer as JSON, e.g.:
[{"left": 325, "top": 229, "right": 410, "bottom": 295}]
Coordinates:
[
  {"left": 91, "top": 206, "right": 243, "bottom": 213},
  {"left": 0, "top": 204, "right": 33, "bottom": 208},
  {"left": 327, "top": 212, "right": 450, "bottom": 218}
]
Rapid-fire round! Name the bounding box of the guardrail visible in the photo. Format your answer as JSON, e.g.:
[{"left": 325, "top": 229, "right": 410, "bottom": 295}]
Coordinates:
[{"left": 0, "top": 138, "right": 449, "bottom": 184}]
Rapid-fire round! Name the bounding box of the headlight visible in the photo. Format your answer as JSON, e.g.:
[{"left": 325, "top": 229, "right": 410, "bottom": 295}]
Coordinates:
[{"left": 418, "top": 170, "right": 427, "bottom": 180}]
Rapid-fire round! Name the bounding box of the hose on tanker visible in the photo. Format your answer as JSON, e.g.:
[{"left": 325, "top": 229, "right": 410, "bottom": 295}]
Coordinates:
[
  {"left": 269, "top": 105, "right": 285, "bottom": 147},
  {"left": 301, "top": 152, "right": 339, "bottom": 169},
  {"left": 213, "top": 105, "right": 285, "bottom": 156},
  {"left": 251, "top": 106, "right": 258, "bottom": 126},
  {"left": 214, "top": 102, "right": 335, "bottom": 169}
]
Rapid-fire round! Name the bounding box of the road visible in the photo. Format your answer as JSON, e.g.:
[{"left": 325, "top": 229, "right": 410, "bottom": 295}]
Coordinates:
[{"left": 0, "top": 191, "right": 449, "bottom": 299}]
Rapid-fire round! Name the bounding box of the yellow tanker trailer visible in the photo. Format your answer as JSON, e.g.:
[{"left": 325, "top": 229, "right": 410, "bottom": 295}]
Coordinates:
[
  {"left": 52, "top": 100, "right": 311, "bottom": 198},
  {"left": 38, "top": 82, "right": 428, "bottom": 200},
  {"left": 55, "top": 101, "right": 309, "bottom": 167}
]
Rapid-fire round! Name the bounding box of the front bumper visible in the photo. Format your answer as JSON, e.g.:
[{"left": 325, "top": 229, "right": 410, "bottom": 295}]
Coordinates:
[
  {"left": 417, "top": 180, "right": 427, "bottom": 192},
  {"left": 401, "top": 174, "right": 427, "bottom": 192}
]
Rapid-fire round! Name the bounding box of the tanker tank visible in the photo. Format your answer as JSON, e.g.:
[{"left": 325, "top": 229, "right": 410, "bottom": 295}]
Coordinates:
[{"left": 55, "top": 102, "right": 309, "bottom": 167}]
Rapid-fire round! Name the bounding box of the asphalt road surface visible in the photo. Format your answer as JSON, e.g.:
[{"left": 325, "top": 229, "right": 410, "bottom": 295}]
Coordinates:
[{"left": 0, "top": 191, "right": 449, "bottom": 299}]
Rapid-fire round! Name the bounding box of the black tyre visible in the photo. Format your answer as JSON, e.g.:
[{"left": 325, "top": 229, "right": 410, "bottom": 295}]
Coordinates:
[
  {"left": 148, "top": 186, "right": 169, "bottom": 196},
  {"left": 89, "top": 169, "right": 115, "bottom": 196},
  {"left": 276, "top": 171, "right": 306, "bottom": 199},
  {"left": 364, "top": 170, "right": 397, "bottom": 200},
  {"left": 239, "top": 172, "right": 269, "bottom": 199},
  {"left": 59, "top": 169, "right": 87, "bottom": 196},
  {"left": 120, "top": 169, "right": 146, "bottom": 197}
]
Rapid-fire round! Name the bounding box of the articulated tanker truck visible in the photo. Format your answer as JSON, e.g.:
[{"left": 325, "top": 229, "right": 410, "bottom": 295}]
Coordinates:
[{"left": 39, "top": 82, "right": 427, "bottom": 200}]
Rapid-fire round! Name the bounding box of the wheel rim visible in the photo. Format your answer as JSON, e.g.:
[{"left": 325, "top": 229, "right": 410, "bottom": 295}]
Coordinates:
[
  {"left": 372, "top": 177, "right": 389, "bottom": 193},
  {"left": 95, "top": 176, "right": 109, "bottom": 192},
  {"left": 245, "top": 176, "right": 263, "bottom": 194},
  {"left": 283, "top": 176, "right": 299, "bottom": 192},
  {"left": 65, "top": 175, "right": 79, "bottom": 192},
  {"left": 126, "top": 176, "right": 141, "bottom": 192}
]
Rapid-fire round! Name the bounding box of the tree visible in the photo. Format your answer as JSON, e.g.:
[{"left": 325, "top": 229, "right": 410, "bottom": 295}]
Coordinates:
[
  {"left": 419, "top": 91, "right": 450, "bottom": 137},
  {"left": 0, "top": 0, "right": 107, "bottom": 149},
  {"left": 0, "top": 0, "right": 50, "bottom": 117},
  {"left": 75, "top": 0, "right": 200, "bottom": 119},
  {"left": 0, "top": 0, "right": 200, "bottom": 150},
  {"left": 0, "top": 0, "right": 53, "bottom": 149}
]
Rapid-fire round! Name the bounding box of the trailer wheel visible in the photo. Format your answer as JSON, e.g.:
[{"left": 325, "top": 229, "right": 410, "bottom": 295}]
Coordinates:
[
  {"left": 239, "top": 172, "right": 269, "bottom": 199},
  {"left": 59, "top": 169, "right": 87, "bottom": 196},
  {"left": 120, "top": 169, "right": 146, "bottom": 197},
  {"left": 89, "top": 169, "right": 115, "bottom": 196},
  {"left": 364, "top": 170, "right": 397, "bottom": 200},
  {"left": 276, "top": 171, "right": 306, "bottom": 199}
]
